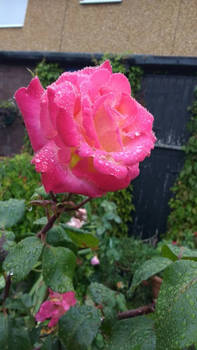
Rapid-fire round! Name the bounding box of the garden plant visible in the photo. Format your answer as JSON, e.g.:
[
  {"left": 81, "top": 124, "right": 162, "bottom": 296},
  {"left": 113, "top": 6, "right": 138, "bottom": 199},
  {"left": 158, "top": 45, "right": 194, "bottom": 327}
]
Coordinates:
[{"left": 0, "top": 58, "right": 197, "bottom": 350}]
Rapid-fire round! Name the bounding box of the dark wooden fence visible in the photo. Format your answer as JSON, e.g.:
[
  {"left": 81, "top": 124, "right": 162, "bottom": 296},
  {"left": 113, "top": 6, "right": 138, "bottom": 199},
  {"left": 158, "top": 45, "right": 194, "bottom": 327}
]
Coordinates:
[{"left": 0, "top": 51, "right": 197, "bottom": 238}]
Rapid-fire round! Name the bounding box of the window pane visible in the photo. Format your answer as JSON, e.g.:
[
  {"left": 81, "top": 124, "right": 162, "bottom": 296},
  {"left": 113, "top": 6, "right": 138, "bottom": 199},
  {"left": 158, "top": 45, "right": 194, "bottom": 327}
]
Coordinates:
[{"left": 0, "top": 0, "right": 29, "bottom": 28}]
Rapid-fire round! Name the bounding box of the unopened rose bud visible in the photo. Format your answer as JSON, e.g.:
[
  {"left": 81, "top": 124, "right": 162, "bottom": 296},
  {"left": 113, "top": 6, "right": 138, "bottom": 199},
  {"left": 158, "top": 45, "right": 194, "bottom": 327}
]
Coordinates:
[
  {"left": 77, "top": 208, "right": 87, "bottom": 222},
  {"left": 67, "top": 217, "right": 84, "bottom": 229},
  {"left": 91, "top": 256, "right": 100, "bottom": 266}
]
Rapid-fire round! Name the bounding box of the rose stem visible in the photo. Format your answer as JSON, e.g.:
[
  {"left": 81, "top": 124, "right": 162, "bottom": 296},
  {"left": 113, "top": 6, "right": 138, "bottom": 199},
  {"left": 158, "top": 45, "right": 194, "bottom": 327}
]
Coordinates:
[{"left": 117, "top": 302, "right": 155, "bottom": 320}]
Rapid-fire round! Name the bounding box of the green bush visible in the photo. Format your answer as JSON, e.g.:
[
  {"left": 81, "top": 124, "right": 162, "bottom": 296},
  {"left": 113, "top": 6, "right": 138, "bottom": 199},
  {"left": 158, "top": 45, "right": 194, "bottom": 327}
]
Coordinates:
[
  {"left": 34, "top": 60, "right": 63, "bottom": 88},
  {"left": 167, "top": 87, "right": 197, "bottom": 245},
  {"left": 0, "top": 153, "right": 44, "bottom": 238},
  {"left": 92, "top": 235, "right": 159, "bottom": 307}
]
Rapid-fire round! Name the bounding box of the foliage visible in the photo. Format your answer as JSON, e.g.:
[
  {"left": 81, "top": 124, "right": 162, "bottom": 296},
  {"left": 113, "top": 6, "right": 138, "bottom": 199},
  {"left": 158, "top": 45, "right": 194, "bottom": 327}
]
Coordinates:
[
  {"left": 97, "top": 53, "right": 143, "bottom": 96},
  {"left": 3, "top": 236, "right": 43, "bottom": 282},
  {"left": 2, "top": 190, "right": 197, "bottom": 348},
  {"left": 167, "top": 87, "right": 197, "bottom": 244},
  {"left": 0, "top": 100, "right": 20, "bottom": 129},
  {"left": 129, "top": 256, "right": 172, "bottom": 295},
  {"left": 59, "top": 305, "right": 101, "bottom": 350},
  {"left": 91, "top": 235, "right": 159, "bottom": 307},
  {"left": 155, "top": 260, "right": 197, "bottom": 350},
  {"left": 34, "top": 60, "right": 63, "bottom": 88},
  {"left": 0, "top": 199, "right": 25, "bottom": 229},
  {"left": 0, "top": 153, "right": 44, "bottom": 237},
  {"left": 107, "top": 316, "right": 156, "bottom": 350}
]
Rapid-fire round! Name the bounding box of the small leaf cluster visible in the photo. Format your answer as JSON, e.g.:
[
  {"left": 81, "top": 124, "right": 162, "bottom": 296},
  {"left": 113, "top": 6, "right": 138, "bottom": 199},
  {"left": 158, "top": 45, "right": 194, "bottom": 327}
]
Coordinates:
[
  {"left": 167, "top": 87, "right": 197, "bottom": 244},
  {"left": 34, "top": 60, "right": 64, "bottom": 88},
  {"left": 93, "top": 235, "right": 159, "bottom": 301},
  {"left": 0, "top": 99, "right": 20, "bottom": 129}
]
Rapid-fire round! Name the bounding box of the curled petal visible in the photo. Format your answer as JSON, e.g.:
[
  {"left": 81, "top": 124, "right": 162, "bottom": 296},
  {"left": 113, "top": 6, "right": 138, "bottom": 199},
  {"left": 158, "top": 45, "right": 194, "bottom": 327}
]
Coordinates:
[
  {"left": 101, "top": 73, "right": 131, "bottom": 96},
  {"left": 14, "top": 77, "right": 47, "bottom": 151}
]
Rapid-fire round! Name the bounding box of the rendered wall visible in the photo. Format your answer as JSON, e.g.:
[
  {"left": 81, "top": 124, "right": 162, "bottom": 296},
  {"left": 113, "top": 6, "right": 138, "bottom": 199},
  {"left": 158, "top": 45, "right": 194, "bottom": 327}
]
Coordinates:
[{"left": 0, "top": 0, "right": 196, "bottom": 56}]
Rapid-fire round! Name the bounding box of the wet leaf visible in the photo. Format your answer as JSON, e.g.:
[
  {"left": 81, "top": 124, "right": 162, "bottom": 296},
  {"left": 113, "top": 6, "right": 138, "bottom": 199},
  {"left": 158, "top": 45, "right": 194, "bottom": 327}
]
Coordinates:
[
  {"left": 88, "top": 282, "right": 126, "bottom": 319},
  {"left": 0, "top": 199, "right": 25, "bottom": 229},
  {"left": 3, "top": 237, "right": 43, "bottom": 282},
  {"left": 42, "top": 246, "right": 76, "bottom": 292},
  {"left": 63, "top": 224, "right": 99, "bottom": 248},
  {"left": 162, "top": 243, "right": 197, "bottom": 261},
  {"left": 0, "top": 314, "right": 32, "bottom": 350},
  {"left": 129, "top": 257, "right": 172, "bottom": 294},
  {"left": 155, "top": 260, "right": 197, "bottom": 349},
  {"left": 59, "top": 305, "right": 101, "bottom": 350},
  {"left": 107, "top": 316, "right": 156, "bottom": 350}
]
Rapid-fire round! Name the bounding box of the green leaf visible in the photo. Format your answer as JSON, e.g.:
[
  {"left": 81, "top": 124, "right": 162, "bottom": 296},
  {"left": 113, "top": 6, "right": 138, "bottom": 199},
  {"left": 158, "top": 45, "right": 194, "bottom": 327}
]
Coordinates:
[
  {"left": 0, "top": 230, "right": 15, "bottom": 241},
  {"left": 155, "top": 260, "right": 197, "bottom": 349},
  {"left": 129, "top": 257, "right": 172, "bottom": 294},
  {"left": 42, "top": 246, "right": 76, "bottom": 292},
  {"left": 88, "top": 282, "right": 126, "bottom": 319},
  {"left": 46, "top": 225, "right": 76, "bottom": 251},
  {"left": 0, "top": 313, "right": 8, "bottom": 348},
  {"left": 59, "top": 305, "right": 101, "bottom": 350},
  {"left": 63, "top": 224, "right": 99, "bottom": 248},
  {"left": 0, "top": 275, "right": 5, "bottom": 290},
  {"left": 33, "top": 216, "right": 48, "bottom": 226},
  {"left": 0, "top": 314, "right": 32, "bottom": 350},
  {"left": 0, "top": 230, "right": 15, "bottom": 257},
  {"left": 107, "top": 316, "right": 156, "bottom": 350},
  {"left": 30, "top": 275, "right": 48, "bottom": 314},
  {"left": 5, "top": 293, "right": 33, "bottom": 312},
  {"left": 40, "top": 335, "right": 60, "bottom": 350},
  {"left": 3, "top": 237, "right": 43, "bottom": 282},
  {"left": 62, "top": 224, "right": 99, "bottom": 248},
  {"left": 162, "top": 243, "right": 197, "bottom": 261},
  {"left": 0, "top": 199, "right": 25, "bottom": 229}
]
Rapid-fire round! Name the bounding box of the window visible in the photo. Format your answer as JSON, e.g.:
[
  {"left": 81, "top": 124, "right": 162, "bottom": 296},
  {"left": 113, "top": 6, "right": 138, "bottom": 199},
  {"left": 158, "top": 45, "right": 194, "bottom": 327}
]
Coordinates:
[
  {"left": 80, "top": 0, "right": 122, "bottom": 4},
  {"left": 0, "top": 0, "right": 29, "bottom": 28}
]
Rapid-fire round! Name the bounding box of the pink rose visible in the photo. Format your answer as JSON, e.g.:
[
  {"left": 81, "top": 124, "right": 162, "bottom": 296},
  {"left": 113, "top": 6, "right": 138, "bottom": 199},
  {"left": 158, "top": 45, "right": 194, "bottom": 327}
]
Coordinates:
[
  {"left": 91, "top": 256, "right": 100, "bottom": 266},
  {"left": 15, "top": 61, "right": 156, "bottom": 197},
  {"left": 35, "top": 289, "right": 77, "bottom": 327}
]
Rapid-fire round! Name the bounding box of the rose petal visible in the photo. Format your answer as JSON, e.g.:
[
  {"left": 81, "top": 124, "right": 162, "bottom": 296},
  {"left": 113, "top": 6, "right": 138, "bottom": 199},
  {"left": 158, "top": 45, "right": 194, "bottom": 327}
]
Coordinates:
[
  {"left": 94, "top": 96, "right": 122, "bottom": 152},
  {"left": 73, "top": 157, "right": 131, "bottom": 192},
  {"left": 35, "top": 301, "right": 56, "bottom": 322},
  {"left": 40, "top": 92, "right": 57, "bottom": 139},
  {"left": 32, "top": 141, "right": 104, "bottom": 197},
  {"left": 48, "top": 317, "right": 59, "bottom": 328},
  {"left": 101, "top": 73, "right": 131, "bottom": 96},
  {"left": 93, "top": 154, "right": 128, "bottom": 179},
  {"left": 62, "top": 291, "right": 77, "bottom": 308},
  {"left": 81, "top": 96, "right": 101, "bottom": 148},
  {"left": 14, "top": 77, "right": 47, "bottom": 151}
]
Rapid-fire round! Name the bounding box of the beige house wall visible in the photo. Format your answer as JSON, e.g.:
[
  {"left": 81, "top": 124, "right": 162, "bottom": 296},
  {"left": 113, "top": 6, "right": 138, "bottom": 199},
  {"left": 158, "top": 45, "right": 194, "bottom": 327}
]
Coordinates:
[{"left": 0, "top": 0, "right": 196, "bottom": 56}]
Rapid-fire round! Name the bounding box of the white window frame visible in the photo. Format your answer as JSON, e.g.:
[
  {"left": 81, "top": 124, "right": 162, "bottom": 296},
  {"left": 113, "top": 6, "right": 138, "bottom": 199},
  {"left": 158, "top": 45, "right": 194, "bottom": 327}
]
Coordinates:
[
  {"left": 0, "top": 0, "right": 29, "bottom": 28},
  {"left": 80, "top": 0, "right": 122, "bottom": 4}
]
